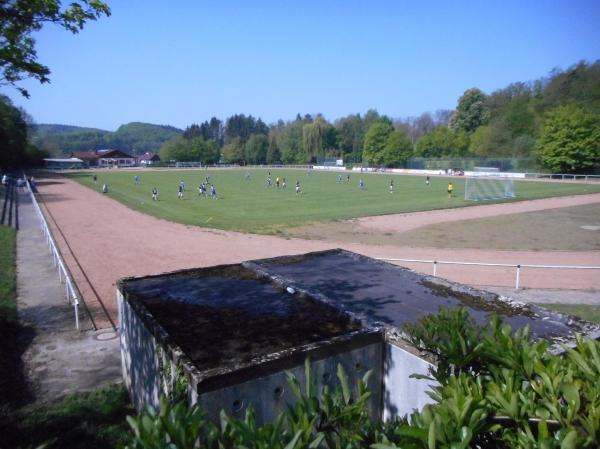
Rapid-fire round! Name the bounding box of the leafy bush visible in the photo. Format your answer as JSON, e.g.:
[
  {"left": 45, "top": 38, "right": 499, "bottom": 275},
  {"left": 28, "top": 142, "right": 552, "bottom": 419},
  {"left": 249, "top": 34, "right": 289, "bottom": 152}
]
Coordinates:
[{"left": 125, "top": 309, "right": 600, "bottom": 448}]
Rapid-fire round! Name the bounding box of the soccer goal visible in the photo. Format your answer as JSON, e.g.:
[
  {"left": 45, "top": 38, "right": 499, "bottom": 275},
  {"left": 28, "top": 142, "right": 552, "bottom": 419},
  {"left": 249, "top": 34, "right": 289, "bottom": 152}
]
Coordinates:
[{"left": 464, "top": 176, "right": 516, "bottom": 201}]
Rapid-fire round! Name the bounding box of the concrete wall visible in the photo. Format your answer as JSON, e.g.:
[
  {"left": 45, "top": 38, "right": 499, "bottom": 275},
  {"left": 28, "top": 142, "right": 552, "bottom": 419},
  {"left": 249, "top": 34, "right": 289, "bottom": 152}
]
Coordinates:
[
  {"left": 120, "top": 288, "right": 438, "bottom": 422},
  {"left": 119, "top": 291, "right": 163, "bottom": 411},
  {"left": 383, "top": 342, "right": 437, "bottom": 421},
  {"left": 193, "top": 342, "right": 383, "bottom": 425}
]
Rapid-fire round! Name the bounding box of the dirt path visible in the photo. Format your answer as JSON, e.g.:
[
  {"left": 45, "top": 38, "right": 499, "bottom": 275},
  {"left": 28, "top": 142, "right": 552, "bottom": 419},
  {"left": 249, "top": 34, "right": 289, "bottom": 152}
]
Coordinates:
[{"left": 36, "top": 176, "right": 600, "bottom": 329}]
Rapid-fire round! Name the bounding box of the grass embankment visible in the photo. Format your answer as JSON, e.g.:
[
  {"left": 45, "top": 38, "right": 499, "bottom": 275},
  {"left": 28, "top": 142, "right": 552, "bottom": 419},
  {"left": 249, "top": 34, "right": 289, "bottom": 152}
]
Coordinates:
[
  {"left": 1, "top": 384, "right": 133, "bottom": 449},
  {"left": 0, "top": 224, "right": 20, "bottom": 407},
  {"left": 69, "top": 169, "right": 600, "bottom": 233},
  {"left": 298, "top": 203, "right": 600, "bottom": 250},
  {"left": 0, "top": 223, "right": 133, "bottom": 449},
  {"left": 543, "top": 303, "right": 600, "bottom": 324}
]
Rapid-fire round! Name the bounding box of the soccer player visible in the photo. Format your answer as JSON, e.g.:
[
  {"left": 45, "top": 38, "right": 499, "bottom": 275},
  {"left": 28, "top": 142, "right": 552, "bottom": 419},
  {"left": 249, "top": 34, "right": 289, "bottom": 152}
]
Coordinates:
[
  {"left": 346, "top": 174, "right": 350, "bottom": 183},
  {"left": 426, "top": 175, "right": 430, "bottom": 186},
  {"left": 389, "top": 179, "right": 394, "bottom": 194},
  {"left": 152, "top": 187, "right": 159, "bottom": 201},
  {"left": 211, "top": 185, "right": 217, "bottom": 199},
  {"left": 447, "top": 182, "right": 454, "bottom": 198},
  {"left": 178, "top": 183, "right": 184, "bottom": 199},
  {"left": 282, "top": 177, "right": 287, "bottom": 189},
  {"left": 245, "top": 171, "right": 251, "bottom": 181},
  {"left": 359, "top": 178, "right": 365, "bottom": 190},
  {"left": 102, "top": 183, "right": 108, "bottom": 194},
  {"left": 276, "top": 176, "right": 280, "bottom": 188},
  {"left": 134, "top": 175, "right": 140, "bottom": 185},
  {"left": 295, "top": 180, "right": 301, "bottom": 194}
]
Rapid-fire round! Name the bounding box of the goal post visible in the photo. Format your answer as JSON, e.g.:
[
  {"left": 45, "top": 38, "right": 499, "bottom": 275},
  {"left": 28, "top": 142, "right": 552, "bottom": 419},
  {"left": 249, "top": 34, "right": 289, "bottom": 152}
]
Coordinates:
[{"left": 464, "top": 176, "right": 516, "bottom": 201}]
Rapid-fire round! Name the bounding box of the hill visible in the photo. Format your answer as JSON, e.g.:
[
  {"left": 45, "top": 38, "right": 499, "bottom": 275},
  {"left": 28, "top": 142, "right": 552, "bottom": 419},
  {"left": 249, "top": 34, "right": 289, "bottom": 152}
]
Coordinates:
[{"left": 30, "top": 122, "right": 183, "bottom": 156}]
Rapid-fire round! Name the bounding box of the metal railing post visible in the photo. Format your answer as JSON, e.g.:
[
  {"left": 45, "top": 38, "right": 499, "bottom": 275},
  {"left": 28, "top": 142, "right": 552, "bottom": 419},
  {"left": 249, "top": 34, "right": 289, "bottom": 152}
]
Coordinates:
[{"left": 375, "top": 257, "right": 599, "bottom": 290}]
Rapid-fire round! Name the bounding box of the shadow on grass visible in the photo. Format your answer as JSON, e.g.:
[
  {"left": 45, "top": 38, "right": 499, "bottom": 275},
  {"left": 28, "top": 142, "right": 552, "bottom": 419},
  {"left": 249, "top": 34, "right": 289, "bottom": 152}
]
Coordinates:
[{"left": 0, "top": 384, "right": 134, "bottom": 449}]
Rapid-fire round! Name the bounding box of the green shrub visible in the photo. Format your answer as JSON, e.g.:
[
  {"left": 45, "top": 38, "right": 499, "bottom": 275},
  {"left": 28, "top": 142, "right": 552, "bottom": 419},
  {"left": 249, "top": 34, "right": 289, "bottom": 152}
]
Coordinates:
[{"left": 124, "top": 309, "right": 600, "bottom": 448}]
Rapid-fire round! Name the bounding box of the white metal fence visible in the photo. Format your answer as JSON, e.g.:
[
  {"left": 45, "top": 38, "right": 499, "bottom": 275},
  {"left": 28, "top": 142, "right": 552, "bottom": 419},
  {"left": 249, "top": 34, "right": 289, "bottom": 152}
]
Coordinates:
[
  {"left": 26, "top": 176, "right": 81, "bottom": 329},
  {"left": 376, "top": 257, "right": 600, "bottom": 290}
]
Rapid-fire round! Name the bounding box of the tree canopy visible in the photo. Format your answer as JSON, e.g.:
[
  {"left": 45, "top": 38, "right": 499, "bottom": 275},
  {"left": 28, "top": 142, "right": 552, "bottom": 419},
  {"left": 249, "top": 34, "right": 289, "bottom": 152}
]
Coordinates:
[
  {"left": 537, "top": 104, "right": 600, "bottom": 173},
  {"left": 0, "top": 0, "right": 111, "bottom": 97}
]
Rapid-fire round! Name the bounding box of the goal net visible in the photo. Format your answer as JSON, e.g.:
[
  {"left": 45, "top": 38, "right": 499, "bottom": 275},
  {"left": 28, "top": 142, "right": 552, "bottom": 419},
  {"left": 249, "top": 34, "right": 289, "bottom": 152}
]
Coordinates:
[{"left": 464, "top": 176, "right": 516, "bottom": 201}]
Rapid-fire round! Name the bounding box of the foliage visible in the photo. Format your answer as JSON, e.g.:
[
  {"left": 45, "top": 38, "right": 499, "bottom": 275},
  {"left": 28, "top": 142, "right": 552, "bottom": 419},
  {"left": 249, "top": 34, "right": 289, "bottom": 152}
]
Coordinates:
[
  {"left": 363, "top": 120, "right": 394, "bottom": 165},
  {"left": 0, "top": 0, "right": 111, "bottom": 97},
  {"left": 0, "top": 384, "right": 133, "bottom": 449},
  {"left": 400, "top": 307, "right": 600, "bottom": 448},
  {"left": 415, "top": 126, "right": 469, "bottom": 158},
  {"left": 0, "top": 95, "right": 47, "bottom": 168},
  {"left": 124, "top": 310, "right": 600, "bottom": 448},
  {"left": 225, "top": 114, "right": 268, "bottom": 144},
  {"left": 537, "top": 104, "right": 600, "bottom": 173},
  {"left": 244, "top": 133, "right": 269, "bottom": 164},
  {"left": 126, "top": 359, "right": 378, "bottom": 449},
  {"left": 30, "top": 122, "right": 183, "bottom": 156},
  {"left": 221, "top": 137, "right": 244, "bottom": 164},
  {"left": 449, "top": 88, "right": 490, "bottom": 134},
  {"left": 159, "top": 136, "right": 219, "bottom": 164},
  {"left": 108, "top": 122, "right": 182, "bottom": 154},
  {"left": 382, "top": 129, "right": 413, "bottom": 167}
]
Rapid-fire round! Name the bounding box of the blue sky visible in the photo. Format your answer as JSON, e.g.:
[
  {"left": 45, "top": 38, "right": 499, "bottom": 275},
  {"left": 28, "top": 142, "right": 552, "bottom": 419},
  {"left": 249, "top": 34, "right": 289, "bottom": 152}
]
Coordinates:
[{"left": 4, "top": 0, "right": 600, "bottom": 130}]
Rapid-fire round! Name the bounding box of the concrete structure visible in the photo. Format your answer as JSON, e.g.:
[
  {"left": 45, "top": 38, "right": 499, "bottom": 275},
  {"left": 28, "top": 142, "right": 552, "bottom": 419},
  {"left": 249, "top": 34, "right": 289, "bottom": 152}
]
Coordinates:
[{"left": 118, "top": 249, "right": 600, "bottom": 423}]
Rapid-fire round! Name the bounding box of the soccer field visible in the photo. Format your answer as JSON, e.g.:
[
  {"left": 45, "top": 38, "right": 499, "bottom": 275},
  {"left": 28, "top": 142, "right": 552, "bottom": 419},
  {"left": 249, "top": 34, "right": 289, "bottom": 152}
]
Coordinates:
[{"left": 70, "top": 169, "right": 600, "bottom": 233}]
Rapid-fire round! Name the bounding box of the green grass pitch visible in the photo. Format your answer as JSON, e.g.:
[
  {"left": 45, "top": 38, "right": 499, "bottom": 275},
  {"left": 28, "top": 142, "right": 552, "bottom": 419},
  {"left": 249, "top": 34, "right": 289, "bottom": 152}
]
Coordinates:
[{"left": 70, "top": 169, "right": 600, "bottom": 234}]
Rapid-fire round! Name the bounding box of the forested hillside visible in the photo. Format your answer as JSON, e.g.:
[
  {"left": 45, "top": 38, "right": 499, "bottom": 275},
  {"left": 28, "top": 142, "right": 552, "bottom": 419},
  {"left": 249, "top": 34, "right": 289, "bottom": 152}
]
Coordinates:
[
  {"left": 11, "top": 60, "right": 600, "bottom": 172},
  {"left": 161, "top": 60, "right": 599, "bottom": 172},
  {"left": 29, "top": 122, "right": 182, "bottom": 155}
]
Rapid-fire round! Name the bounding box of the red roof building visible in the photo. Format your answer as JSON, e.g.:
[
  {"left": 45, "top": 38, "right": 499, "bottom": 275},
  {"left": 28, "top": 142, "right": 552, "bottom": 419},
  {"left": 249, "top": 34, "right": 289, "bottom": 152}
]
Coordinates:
[{"left": 70, "top": 149, "right": 136, "bottom": 167}]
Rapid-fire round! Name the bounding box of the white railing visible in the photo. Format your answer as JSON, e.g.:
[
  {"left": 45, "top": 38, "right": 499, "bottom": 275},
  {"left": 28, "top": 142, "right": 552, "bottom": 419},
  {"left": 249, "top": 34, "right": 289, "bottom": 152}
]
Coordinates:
[
  {"left": 26, "top": 177, "right": 81, "bottom": 329},
  {"left": 376, "top": 257, "right": 600, "bottom": 290}
]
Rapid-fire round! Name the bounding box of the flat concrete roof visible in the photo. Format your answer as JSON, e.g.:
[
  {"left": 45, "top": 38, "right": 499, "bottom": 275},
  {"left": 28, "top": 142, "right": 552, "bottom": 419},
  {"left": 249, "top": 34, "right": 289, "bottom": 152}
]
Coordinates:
[{"left": 246, "top": 249, "right": 600, "bottom": 343}]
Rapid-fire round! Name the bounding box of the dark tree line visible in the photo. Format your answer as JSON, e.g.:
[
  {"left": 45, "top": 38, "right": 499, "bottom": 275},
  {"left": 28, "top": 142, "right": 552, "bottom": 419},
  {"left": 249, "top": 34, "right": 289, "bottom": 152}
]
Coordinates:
[{"left": 0, "top": 95, "right": 47, "bottom": 169}]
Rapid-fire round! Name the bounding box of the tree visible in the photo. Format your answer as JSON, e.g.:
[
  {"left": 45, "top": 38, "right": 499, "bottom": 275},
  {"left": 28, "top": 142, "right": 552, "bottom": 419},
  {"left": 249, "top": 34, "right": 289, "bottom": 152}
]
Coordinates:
[
  {"left": 537, "top": 104, "right": 600, "bottom": 173},
  {"left": 244, "top": 134, "right": 268, "bottom": 164},
  {"left": 416, "top": 126, "right": 469, "bottom": 157},
  {"left": 0, "top": 94, "right": 27, "bottom": 167},
  {"left": 278, "top": 118, "right": 305, "bottom": 164},
  {"left": 0, "top": 0, "right": 111, "bottom": 97},
  {"left": 335, "top": 114, "right": 364, "bottom": 162},
  {"left": 222, "top": 138, "right": 244, "bottom": 164},
  {"left": 302, "top": 116, "right": 332, "bottom": 162},
  {"left": 266, "top": 132, "right": 281, "bottom": 164},
  {"left": 382, "top": 129, "right": 413, "bottom": 167},
  {"left": 363, "top": 120, "right": 393, "bottom": 165},
  {"left": 449, "top": 88, "right": 490, "bottom": 134}
]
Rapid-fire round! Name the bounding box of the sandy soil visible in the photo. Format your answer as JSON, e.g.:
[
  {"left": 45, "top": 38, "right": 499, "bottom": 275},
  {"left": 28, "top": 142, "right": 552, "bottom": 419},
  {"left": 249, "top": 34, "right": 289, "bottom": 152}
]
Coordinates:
[{"left": 35, "top": 176, "right": 600, "bottom": 329}]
